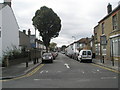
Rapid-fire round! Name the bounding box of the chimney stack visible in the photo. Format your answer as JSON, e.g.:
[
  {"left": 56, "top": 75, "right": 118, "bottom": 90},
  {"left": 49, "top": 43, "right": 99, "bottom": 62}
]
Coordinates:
[
  {"left": 118, "top": 1, "right": 120, "bottom": 5},
  {"left": 28, "top": 29, "right": 31, "bottom": 36},
  {"left": 23, "top": 30, "right": 26, "bottom": 34},
  {"left": 107, "top": 3, "right": 112, "bottom": 14},
  {"left": 4, "top": 0, "right": 11, "bottom": 7}
]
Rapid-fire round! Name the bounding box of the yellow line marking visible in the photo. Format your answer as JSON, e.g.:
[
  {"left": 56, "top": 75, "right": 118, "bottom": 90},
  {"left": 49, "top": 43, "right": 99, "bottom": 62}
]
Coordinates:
[
  {"left": 91, "top": 63, "right": 120, "bottom": 74},
  {"left": 1, "top": 64, "right": 44, "bottom": 82}
]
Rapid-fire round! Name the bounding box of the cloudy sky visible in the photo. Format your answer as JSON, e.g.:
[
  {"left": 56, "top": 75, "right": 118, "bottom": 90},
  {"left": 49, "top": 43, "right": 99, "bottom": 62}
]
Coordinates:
[{"left": 0, "top": 0, "right": 119, "bottom": 47}]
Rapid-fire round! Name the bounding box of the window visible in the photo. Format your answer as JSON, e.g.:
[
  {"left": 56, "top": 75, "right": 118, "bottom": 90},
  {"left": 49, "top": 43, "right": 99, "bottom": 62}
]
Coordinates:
[
  {"left": 102, "top": 22, "right": 105, "bottom": 34},
  {"left": 83, "top": 51, "right": 86, "bottom": 55},
  {"left": 88, "top": 51, "right": 91, "bottom": 55},
  {"left": 111, "top": 38, "right": 120, "bottom": 57},
  {"left": 100, "top": 35, "right": 107, "bottom": 45},
  {"left": 112, "top": 14, "right": 118, "bottom": 30},
  {"left": 95, "top": 44, "right": 100, "bottom": 55},
  {"left": 102, "top": 45, "right": 106, "bottom": 55}
]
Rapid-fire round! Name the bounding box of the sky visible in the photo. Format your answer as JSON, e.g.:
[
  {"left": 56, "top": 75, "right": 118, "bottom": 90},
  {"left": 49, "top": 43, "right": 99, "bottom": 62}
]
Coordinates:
[{"left": 0, "top": 0, "right": 119, "bottom": 47}]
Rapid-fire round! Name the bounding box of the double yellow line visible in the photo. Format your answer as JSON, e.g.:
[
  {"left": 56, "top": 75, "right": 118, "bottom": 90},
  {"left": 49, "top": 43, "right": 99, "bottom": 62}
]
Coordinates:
[
  {"left": 1, "top": 64, "right": 44, "bottom": 82},
  {"left": 91, "top": 63, "right": 120, "bottom": 74}
]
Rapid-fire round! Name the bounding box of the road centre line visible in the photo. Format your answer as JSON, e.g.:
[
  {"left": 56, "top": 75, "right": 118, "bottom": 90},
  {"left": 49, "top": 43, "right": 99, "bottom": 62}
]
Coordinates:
[{"left": 91, "top": 63, "right": 120, "bottom": 74}]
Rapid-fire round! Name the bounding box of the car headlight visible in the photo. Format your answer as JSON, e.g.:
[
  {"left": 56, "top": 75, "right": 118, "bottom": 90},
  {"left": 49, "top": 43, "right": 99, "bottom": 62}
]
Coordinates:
[
  {"left": 49, "top": 57, "right": 52, "bottom": 59},
  {"left": 42, "top": 57, "right": 45, "bottom": 59}
]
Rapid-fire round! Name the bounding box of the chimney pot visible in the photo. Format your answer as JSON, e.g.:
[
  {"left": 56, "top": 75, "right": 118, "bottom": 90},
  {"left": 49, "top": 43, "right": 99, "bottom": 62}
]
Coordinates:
[
  {"left": 28, "top": 29, "right": 31, "bottom": 36},
  {"left": 107, "top": 3, "right": 112, "bottom": 14},
  {"left": 4, "top": 0, "right": 11, "bottom": 7},
  {"left": 23, "top": 30, "right": 26, "bottom": 34}
]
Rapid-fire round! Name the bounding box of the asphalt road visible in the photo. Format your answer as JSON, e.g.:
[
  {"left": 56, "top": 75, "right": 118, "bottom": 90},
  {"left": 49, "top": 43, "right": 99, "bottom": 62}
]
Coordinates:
[{"left": 2, "top": 53, "right": 119, "bottom": 88}]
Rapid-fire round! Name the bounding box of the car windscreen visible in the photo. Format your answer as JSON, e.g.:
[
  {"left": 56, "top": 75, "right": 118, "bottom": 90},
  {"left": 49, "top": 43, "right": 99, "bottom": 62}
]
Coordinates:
[
  {"left": 43, "top": 53, "right": 52, "bottom": 56},
  {"left": 87, "top": 51, "right": 91, "bottom": 55},
  {"left": 82, "top": 51, "right": 87, "bottom": 55}
]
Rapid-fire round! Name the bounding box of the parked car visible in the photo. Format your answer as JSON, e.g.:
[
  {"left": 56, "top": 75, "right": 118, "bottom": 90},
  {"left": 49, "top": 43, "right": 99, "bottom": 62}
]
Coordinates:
[
  {"left": 78, "top": 50, "right": 92, "bottom": 62},
  {"left": 51, "top": 52, "right": 57, "bottom": 60},
  {"left": 42, "top": 53, "right": 53, "bottom": 63}
]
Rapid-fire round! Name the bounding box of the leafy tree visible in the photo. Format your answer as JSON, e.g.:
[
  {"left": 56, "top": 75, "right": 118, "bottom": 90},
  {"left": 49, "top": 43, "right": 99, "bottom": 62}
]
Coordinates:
[
  {"left": 49, "top": 42, "right": 57, "bottom": 51},
  {"left": 61, "top": 45, "right": 67, "bottom": 51},
  {"left": 32, "top": 6, "right": 61, "bottom": 52}
]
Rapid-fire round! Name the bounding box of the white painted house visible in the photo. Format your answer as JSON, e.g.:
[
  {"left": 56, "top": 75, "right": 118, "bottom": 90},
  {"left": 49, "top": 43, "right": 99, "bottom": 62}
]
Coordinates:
[{"left": 0, "top": 0, "right": 19, "bottom": 62}]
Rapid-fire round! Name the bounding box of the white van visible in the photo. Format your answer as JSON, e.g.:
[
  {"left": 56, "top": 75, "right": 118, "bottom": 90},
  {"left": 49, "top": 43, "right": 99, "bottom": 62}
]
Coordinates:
[{"left": 78, "top": 50, "right": 92, "bottom": 62}]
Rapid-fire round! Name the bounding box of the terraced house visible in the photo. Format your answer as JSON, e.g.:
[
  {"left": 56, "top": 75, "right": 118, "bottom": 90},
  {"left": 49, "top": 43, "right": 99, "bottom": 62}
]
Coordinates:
[{"left": 94, "top": 3, "right": 120, "bottom": 61}]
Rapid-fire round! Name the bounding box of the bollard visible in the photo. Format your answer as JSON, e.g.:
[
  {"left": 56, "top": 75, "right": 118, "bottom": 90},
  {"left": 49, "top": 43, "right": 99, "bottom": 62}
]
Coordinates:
[
  {"left": 26, "top": 61, "right": 28, "bottom": 67},
  {"left": 112, "top": 58, "right": 114, "bottom": 66},
  {"left": 37, "top": 58, "right": 39, "bottom": 63},
  {"left": 102, "top": 56, "right": 104, "bottom": 64},
  {"left": 6, "top": 57, "right": 9, "bottom": 67}
]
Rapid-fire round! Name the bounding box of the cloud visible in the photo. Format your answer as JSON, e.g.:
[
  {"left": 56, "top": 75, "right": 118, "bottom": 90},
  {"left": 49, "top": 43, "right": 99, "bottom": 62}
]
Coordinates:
[{"left": 9, "top": 0, "right": 119, "bottom": 47}]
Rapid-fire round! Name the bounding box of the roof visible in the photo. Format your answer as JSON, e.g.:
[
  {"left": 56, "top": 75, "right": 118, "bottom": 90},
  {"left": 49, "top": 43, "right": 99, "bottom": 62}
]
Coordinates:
[
  {"left": 77, "top": 38, "right": 91, "bottom": 43},
  {"left": 0, "top": 2, "right": 8, "bottom": 10},
  {"left": 99, "top": 4, "right": 120, "bottom": 23}
]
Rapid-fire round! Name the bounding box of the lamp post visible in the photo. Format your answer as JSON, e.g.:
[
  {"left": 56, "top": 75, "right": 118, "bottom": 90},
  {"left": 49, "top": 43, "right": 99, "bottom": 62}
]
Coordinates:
[
  {"left": 34, "top": 27, "right": 37, "bottom": 64},
  {"left": 72, "top": 36, "right": 76, "bottom": 52},
  {"left": 72, "top": 36, "right": 76, "bottom": 59}
]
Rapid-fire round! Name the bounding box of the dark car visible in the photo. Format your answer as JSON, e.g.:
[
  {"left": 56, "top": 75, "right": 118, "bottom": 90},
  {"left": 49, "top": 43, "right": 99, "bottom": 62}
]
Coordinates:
[{"left": 42, "top": 53, "right": 53, "bottom": 63}]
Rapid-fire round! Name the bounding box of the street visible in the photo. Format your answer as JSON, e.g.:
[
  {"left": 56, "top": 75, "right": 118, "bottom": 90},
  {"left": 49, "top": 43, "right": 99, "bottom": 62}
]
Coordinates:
[{"left": 2, "top": 53, "right": 119, "bottom": 88}]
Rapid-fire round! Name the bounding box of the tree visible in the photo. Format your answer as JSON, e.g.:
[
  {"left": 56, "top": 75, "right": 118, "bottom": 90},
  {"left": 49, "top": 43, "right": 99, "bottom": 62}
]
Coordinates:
[
  {"left": 49, "top": 42, "right": 57, "bottom": 51},
  {"left": 32, "top": 6, "right": 61, "bottom": 52},
  {"left": 61, "top": 45, "right": 67, "bottom": 51}
]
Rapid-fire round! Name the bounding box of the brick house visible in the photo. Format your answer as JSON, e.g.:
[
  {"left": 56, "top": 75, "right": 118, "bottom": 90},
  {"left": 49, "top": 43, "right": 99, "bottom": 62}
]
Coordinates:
[{"left": 93, "top": 3, "right": 120, "bottom": 61}]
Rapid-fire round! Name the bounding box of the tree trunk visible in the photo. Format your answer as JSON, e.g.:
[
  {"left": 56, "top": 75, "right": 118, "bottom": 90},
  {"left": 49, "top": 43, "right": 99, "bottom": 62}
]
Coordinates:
[{"left": 46, "top": 46, "right": 48, "bottom": 52}]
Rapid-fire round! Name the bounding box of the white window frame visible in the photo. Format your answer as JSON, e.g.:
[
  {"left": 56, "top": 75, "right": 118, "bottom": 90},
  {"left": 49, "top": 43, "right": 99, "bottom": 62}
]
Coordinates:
[{"left": 112, "top": 14, "right": 118, "bottom": 30}]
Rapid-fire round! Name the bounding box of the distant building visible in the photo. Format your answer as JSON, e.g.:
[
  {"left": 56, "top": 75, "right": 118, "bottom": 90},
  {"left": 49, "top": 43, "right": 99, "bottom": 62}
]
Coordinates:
[
  {"left": 76, "top": 37, "right": 92, "bottom": 51},
  {"left": 93, "top": 3, "right": 120, "bottom": 61},
  {"left": 28, "top": 29, "right": 45, "bottom": 50},
  {"left": 0, "top": 0, "right": 19, "bottom": 61},
  {"left": 19, "top": 30, "right": 30, "bottom": 51}
]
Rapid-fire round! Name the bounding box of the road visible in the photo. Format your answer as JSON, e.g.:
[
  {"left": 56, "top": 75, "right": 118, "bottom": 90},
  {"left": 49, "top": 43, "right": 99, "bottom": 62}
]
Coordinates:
[{"left": 2, "top": 53, "right": 119, "bottom": 88}]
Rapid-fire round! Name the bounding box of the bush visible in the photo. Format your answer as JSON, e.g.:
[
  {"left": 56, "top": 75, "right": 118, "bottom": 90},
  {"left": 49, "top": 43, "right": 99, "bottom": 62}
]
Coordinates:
[{"left": 2, "top": 46, "right": 28, "bottom": 67}]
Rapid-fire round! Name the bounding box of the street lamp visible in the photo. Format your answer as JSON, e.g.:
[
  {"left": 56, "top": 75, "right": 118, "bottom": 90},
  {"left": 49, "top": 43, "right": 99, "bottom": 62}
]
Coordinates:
[
  {"left": 72, "top": 36, "right": 76, "bottom": 51},
  {"left": 72, "top": 36, "right": 77, "bottom": 59},
  {"left": 34, "top": 27, "right": 37, "bottom": 64}
]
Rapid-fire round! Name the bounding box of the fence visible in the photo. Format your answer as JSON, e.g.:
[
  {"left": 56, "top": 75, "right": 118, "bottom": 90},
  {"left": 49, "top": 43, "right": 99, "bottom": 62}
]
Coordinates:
[{"left": 2, "top": 49, "right": 42, "bottom": 67}]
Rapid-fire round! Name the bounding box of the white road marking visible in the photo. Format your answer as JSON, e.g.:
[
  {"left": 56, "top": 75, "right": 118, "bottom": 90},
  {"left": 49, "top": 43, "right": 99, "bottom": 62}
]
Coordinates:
[
  {"left": 97, "top": 69, "right": 100, "bottom": 72},
  {"left": 57, "top": 71, "right": 62, "bottom": 73},
  {"left": 64, "top": 63, "right": 70, "bottom": 69},
  {"left": 82, "top": 71, "right": 85, "bottom": 74},
  {"left": 34, "top": 79, "right": 40, "bottom": 81},
  {"left": 101, "top": 77, "right": 117, "bottom": 79},
  {"left": 40, "top": 71, "right": 44, "bottom": 74},
  {"left": 40, "top": 70, "right": 48, "bottom": 74},
  {"left": 46, "top": 71, "right": 48, "bottom": 73},
  {"left": 34, "top": 79, "right": 52, "bottom": 81}
]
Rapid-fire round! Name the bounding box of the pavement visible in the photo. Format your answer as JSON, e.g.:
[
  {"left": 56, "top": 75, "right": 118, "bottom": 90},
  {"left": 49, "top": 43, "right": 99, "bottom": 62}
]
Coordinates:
[
  {"left": 0, "top": 59, "right": 42, "bottom": 80},
  {"left": 0, "top": 58, "right": 119, "bottom": 80},
  {"left": 92, "top": 59, "right": 120, "bottom": 72}
]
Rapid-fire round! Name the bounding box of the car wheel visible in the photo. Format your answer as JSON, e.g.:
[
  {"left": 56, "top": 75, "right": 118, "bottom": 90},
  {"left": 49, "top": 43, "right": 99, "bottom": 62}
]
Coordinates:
[
  {"left": 51, "top": 60, "right": 53, "bottom": 63},
  {"left": 42, "top": 60, "right": 44, "bottom": 63}
]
